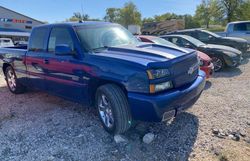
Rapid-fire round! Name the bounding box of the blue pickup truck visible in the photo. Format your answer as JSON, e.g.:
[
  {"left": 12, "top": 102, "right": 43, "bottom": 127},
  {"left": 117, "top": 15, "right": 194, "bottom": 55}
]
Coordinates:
[{"left": 0, "top": 22, "right": 206, "bottom": 134}]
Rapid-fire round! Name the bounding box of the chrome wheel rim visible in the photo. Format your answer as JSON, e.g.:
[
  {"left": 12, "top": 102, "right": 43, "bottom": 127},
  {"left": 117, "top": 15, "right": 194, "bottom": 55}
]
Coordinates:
[
  {"left": 7, "top": 69, "right": 16, "bottom": 91},
  {"left": 212, "top": 57, "right": 223, "bottom": 71},
  {"left": 98, "top": 94, "right": 114, "bottom": 128}
]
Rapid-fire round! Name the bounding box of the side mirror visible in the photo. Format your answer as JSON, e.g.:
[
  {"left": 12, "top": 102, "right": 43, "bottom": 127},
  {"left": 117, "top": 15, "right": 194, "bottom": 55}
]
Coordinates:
[
  {"left": 55, "top": 44, "right": 74, "bottom": 56},
  {"left": 208, "top": 35, "right": 213, "bottom": 40},
  {"left": 184, "top": 43, "right": 192, "bottom": 48}
]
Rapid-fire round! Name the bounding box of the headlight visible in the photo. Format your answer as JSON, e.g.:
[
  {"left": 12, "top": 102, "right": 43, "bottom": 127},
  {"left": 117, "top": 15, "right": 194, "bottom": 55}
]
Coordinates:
[
  {"left": 147, "top": 69, "right": 170, "bottom": 79},
  {"left": 150, "top": 81, "right": 173, "bottom": 93},
  {"left": 222, "top": 51, "right": 238, "bottom": 57}
]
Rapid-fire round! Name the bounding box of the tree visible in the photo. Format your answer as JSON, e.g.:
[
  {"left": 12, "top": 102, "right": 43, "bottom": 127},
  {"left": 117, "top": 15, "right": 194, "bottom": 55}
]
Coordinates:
[
  {"left": 218, "top": 0, "right": 243, "bottom": 22},
  {"left": 183, "top": 14, "right": 200, "bottom": 29},
  {"left": 142, "top": 17, "right": 155, "bottom": 24},
  {"left": 119, "top": 2, "right": 142, "bottom": 27},
  {"left": 104, "top": 2, "right": 142, "bottom": 28},
  {"left": 104, "top": 8, "right": 121, "bottom": 22},
  {"left": 66, "top": 12, "right": 101, "bottom": 22},
  {"left": 194, "top": 0, "right": 222, "bottom": 28},
  {"left": 66, "top": 12, "right": 90, "bottom": 22},
  {"left": 153, "top": 13, "right": 181, "bottom": 22},
  {"left": 237, "top": 0, "right": 250, "bottom": 20}
]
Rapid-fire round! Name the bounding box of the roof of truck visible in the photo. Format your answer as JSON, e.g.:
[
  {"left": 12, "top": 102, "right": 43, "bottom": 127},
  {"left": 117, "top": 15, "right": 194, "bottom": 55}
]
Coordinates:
[
  {"left": 227, "top": 21, "right": 250, "bottom": 24},
  {"left": 35, "top": 21, "right": 114, "bottom": 28}
]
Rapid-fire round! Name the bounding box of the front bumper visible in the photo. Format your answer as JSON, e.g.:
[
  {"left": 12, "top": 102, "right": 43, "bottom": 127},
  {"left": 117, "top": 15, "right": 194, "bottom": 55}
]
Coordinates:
[
  {"left": 128, "top": 70, "right": 206, "bottom": 122},
  {"left": 224, "top": 55, "right": 242, "bottom": 67}
]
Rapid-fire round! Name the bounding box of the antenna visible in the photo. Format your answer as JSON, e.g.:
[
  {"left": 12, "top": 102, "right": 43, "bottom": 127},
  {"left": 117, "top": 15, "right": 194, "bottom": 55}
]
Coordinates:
[{"left": 81, "top": 0, "right": 84, "bottom": 22}]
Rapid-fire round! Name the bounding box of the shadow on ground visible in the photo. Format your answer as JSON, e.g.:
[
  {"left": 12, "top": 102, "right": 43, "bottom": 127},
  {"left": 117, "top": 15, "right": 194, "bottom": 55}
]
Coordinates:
[
  {"left": 204, "top": 81, "right": 212, "bottom": 90},
  {"left": 122, "top": 112, "right": 199, "bottom": 161},
  {"left": 241, "top": 57, "right": 249, "bottom": 65},
  {"left": 213, "top": 67, "right": 242, "bottom": 78}
]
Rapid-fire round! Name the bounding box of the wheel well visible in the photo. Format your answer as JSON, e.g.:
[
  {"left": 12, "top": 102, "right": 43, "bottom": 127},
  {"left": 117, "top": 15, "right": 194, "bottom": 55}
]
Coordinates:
[
  {"left": 2, "top": 63, "right": 11, "bottom": 75},
  {"left": 89, "top": 79, "right": 127, "bottom": 106}
]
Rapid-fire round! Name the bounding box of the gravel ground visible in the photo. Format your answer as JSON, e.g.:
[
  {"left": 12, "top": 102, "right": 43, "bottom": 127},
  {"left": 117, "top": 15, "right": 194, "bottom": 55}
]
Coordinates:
[{"left": 0, "top": 59, "right": 250, "bottom": 161}]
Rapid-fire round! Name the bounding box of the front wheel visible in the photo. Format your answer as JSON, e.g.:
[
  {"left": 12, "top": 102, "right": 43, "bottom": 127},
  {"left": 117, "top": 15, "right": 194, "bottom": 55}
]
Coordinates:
[
  {"left": 211, "top": 56, "right": 225, "bottom": 72},
  {"left": 95, "top": 84, "right": 132, "bottom": 134},
  {"left": 5, "top": 66, "right": 25, "bottom": 94}
]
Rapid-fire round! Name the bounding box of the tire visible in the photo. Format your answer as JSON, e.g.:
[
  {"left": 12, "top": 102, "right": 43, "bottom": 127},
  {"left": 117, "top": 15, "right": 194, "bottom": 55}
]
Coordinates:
[
  {"left": 95, "top": 84, "right": 132, "bottom": 134},
  {"left": 5, "top": 66, "right": 26, "bottom": 94},
  {"left": 211, "top": 55, "right": 225, "bottom": 72}
]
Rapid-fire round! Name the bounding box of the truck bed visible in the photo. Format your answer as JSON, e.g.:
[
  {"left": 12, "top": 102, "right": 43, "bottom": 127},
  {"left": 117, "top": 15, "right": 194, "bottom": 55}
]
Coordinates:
[{"left": 0, "top": 46, "right": 27, "bottom": 69}]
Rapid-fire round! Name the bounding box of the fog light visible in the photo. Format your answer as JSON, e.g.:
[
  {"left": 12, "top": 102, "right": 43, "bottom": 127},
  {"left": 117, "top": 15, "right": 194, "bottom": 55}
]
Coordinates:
[
  {"left": 150, "top": 81, "right": 173, "bottom": 93},
  {"left": 155, "top": 81, "right": 172, "bottom": 92}
]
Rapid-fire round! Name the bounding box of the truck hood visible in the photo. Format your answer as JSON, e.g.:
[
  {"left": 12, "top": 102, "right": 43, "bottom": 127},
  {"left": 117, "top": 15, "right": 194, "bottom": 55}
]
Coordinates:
[
  {"left": 220, "top": 36, "right": 248, "bottom": 43},
  {"left": 201, "top": 44, "right": 242, "bottom": 55},
  {"left": 92, "top": 44, "right": 194, "bottom": 67}
]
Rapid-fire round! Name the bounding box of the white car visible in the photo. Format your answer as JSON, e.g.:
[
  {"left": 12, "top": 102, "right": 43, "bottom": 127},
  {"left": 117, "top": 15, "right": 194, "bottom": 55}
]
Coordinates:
[{"left": 0, "top": 38, "right": 14, "bottom": 48}]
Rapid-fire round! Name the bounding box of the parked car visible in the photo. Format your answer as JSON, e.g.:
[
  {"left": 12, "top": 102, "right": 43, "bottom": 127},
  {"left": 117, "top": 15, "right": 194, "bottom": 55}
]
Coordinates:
[
  {"left": 161, "top": 35, "right": 242, "bottom": 71},
  {"left": 0, "top": 22, "right": 206, "bottom": 134},
  {"left": 0, "top": 38, "right": 14, "bottom": 48},
  {"left": 218, "top": 21, "right": 250, "bottom": 44},
  {"left": 14, "top": 40, "right": 28, "bottom": 46},
  {"left": 137, "top": 35, "right": 213, "bottom": 78},
  {"left": 167, "top": 29, "right": 249, "bottom": 56}
]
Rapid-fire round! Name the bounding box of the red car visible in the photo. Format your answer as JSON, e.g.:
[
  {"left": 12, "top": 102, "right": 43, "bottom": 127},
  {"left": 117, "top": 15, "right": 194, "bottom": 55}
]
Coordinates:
[{"left": 137, "top": 35, "right": 214, "bottom": 78}]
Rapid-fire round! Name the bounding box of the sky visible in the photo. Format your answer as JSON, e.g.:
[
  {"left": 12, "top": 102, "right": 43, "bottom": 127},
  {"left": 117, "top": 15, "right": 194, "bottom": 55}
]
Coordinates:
[{"left": 0, "top": 0, "right": 202, "bottom": 23}]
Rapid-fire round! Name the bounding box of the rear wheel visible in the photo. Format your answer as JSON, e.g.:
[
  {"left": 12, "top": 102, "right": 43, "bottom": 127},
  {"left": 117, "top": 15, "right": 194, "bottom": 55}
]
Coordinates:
[
  {"left": 211, "top": 56, "right": 225, "bottom": 72},
  {"left": 95, "top": 84, "right": 132, "bottom": 134},
  {"left": 5, "top": 66, "right": 25, "bottom": 94}
]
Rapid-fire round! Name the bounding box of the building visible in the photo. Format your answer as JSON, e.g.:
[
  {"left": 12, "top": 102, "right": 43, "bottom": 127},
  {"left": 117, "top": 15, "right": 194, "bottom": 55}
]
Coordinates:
[{"left": 0, "top": 6, "right": 44, "bottom": 43}]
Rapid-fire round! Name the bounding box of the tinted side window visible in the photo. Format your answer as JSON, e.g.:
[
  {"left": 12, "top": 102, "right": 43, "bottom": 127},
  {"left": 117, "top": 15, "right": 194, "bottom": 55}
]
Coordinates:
[
  {"left": 183, "top": 32, "right": 192, "bottom": 37},
  {"left": 233, "top": 23, "right": 250, "bottom": 31},
  {"left": 197, "top": 32, "right": 210, "bottom": 41},
  {"left": 227, "top": 24, "right": 233, "bottom": 32},
  {"left": 48, "top": 27, "right": 74, "bottom": 52},
  {"left": 29, "top": 28, "right": 48, "bottom": 51},
  {"left": 170, "top": 37, "right": 184, "bottom": 46},
  {"left": 140, "top": 37, "right": 152, "bottom": 43},
  {"left": 190, "top": 32, "right": 198, "bottom": 38}
]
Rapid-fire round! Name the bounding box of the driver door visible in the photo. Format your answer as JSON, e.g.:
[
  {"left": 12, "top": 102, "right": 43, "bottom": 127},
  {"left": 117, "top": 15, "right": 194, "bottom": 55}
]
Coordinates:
[{"left": 43, "top": 26, "right": 87, "bottom": 102}]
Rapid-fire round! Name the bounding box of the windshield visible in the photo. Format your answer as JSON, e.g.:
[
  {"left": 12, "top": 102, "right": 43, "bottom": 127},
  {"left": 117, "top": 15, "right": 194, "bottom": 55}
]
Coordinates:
[
  {"left": 152, "top": 37, "right": 178, "bottom": 47},
  {"left": 203, "top": 30, "right": 220, "bottom": 38},
  {"left": 76, "top": 25, "right": 139, "bottom": 52},
  {"left": 185, "top": 36, "right": 206, "bottom": 47}
]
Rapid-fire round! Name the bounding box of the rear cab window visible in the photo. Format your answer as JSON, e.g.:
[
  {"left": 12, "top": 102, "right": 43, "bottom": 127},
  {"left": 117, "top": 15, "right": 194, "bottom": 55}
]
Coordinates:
[
  {"left": 233, "top": 23, "right": 250, "bottom": 31},
  {"left": 29, "top": 27, "right": 49, "bottom": 52},
  {"left": 227, "top": 24, "right": 234, "bottom": 32}
]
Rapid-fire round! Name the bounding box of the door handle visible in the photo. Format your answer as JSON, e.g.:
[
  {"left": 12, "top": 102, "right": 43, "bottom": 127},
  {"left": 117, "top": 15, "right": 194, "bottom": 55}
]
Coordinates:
[{"left": 44, "top": 59, "right": 49, "bottom": 64}]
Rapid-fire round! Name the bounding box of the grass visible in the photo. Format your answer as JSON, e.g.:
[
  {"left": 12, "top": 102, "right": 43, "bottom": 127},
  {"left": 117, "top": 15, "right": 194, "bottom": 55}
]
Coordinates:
[{"left": 206, "top": 27, "right": 225, "bottom": 32}]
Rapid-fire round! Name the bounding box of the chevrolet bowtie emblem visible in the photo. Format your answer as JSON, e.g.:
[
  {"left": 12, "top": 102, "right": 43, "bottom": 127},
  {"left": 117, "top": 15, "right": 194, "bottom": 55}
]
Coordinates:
[{"left": 188, "top": 64, "right": 198, "bottom": 75}]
